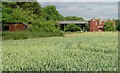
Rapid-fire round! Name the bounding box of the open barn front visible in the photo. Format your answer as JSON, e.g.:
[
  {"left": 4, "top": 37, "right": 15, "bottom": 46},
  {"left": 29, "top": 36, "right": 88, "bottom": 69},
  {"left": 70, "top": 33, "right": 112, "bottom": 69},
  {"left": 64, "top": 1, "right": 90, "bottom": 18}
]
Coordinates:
[{"left": 58, "top": 21, "right": 89, "bottom": 32}]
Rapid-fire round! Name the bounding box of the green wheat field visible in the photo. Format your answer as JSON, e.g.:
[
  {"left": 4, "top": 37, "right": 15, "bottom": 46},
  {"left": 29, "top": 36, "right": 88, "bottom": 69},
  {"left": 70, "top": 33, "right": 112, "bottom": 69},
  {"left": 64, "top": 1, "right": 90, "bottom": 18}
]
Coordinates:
[{"left": 2, "top": 32, "right": 118, "bottom": 71}]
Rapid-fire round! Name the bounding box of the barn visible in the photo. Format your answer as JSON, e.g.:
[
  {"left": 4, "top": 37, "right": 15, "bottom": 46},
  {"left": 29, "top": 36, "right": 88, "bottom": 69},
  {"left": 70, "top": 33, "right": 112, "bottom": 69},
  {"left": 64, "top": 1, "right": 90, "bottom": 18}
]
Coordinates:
[{"left": 2, "top": 22, "right": 28, "bottom": 31}]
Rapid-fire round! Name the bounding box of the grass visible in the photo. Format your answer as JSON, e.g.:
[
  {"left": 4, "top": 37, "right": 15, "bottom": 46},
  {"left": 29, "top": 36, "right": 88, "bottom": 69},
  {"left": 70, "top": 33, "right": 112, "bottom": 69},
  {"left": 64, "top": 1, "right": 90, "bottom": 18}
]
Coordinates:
[
  {"left": 2, "top": 32, "right": 118, "bottom": 71},
  {"left": 2, "top": 31, "right": 64, "bottom": 40}
]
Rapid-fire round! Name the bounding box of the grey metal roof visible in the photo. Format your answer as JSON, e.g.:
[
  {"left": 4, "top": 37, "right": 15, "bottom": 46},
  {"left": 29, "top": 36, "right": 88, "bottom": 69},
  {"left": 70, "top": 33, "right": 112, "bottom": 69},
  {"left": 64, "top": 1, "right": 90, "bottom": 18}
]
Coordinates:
[{"left": 58, "top": 21, "right": 89, "bottom": 24}]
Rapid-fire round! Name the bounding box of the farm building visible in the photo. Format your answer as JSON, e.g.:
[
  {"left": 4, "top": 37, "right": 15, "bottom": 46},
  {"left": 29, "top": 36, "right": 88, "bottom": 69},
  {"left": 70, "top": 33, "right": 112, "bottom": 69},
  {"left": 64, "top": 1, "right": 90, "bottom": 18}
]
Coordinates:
[
  {"left": 89, "top": 19, "right": 104, "bottom": 32},
  {"left": 58, "top": 19, "right": 115, "bottom": 32},
  {"left": 2, "top": 22, "right": 28, "bottom": 31},
  {"left": 58, "top": 21, "right": 88, "bottom": 31},
  {"left": 89, "top": 19, "right": 115, "bottom": 32}
]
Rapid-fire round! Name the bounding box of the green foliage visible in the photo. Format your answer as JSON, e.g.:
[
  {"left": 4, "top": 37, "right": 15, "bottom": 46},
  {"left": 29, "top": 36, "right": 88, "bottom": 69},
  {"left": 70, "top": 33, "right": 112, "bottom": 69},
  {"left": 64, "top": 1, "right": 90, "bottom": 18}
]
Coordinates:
[
  {"left": 2, "top": 2, "right": 63, "bottom": 33},
  {"left": 2, "top": 31, "right": 64, "bottom": 40},
  {"left": 2, "top": 7, "right": 13, "bottom": 14},
  {"left": 104, "top": 22, "right": 116, "bottom": 31},
  {"left": 43, "top": 5, "right": 64, "bottom": 20},
  {"left": 65, "top": 24, "right": 81, "bottom": 32},
  {"left": 16, "top": 2, "right": 42, "bottom": 15},
  {"left": 115, "top": 19, "right": 120, "bottom": 31},
  {"left": 65, "top": 16, "right": 84, "bottom": 21},
  {"left": 2, "top": 2, "right": 86, "bottom": 34},
  {"left": 2, "top": 3, "right": 36, "bottom": 23},
  {"left": 2, "top": 2, "right": 43, "bottom": 15},
  {"left": 2, "top": 32, "right": 118, "bottom": 71},
  {"left": 2, "top": 6, "right": 13, "bottom": 22},
  {"left": 10, "top": 7, "right": 29, "bottom": 22},
  {"left": 2, "top": 2, "right": 17, "bottom": 8},
  {"left": 83, "top": 24, "right": 89, "bottom": 31},
  {"left": 30, "top": 20, "right": 60, "bottom": 32}
]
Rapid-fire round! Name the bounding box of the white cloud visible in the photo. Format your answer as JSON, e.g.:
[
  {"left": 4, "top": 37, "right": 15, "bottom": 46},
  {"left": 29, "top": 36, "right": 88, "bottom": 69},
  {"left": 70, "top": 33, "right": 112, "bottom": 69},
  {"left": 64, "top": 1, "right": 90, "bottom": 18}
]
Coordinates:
[{"left": 40, "top": 2, "right": 118, "bottom": 19}]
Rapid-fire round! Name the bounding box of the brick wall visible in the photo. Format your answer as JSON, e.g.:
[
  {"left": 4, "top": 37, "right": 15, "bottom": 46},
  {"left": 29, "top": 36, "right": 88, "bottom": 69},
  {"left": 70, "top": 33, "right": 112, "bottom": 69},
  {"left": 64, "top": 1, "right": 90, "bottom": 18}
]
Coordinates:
[{"left": 89, "top": 19, "right": 104, "bottom": 32}]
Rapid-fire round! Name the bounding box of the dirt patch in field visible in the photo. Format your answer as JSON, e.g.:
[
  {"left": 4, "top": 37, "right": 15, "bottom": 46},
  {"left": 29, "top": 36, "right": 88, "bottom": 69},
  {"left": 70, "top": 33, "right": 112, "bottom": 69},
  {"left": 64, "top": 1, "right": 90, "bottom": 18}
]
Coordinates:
[
  {"left": 65, "top": 33, "right": 82, "bottom": 37},
  {"left": 65, "top": 32, "right": 106, "bottom": 37}
]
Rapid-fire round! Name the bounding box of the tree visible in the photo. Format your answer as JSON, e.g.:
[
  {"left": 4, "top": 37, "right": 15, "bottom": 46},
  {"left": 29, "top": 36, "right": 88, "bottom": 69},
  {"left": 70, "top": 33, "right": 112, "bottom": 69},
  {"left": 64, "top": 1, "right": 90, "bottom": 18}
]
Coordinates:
[
  {"left": 2, "top": 2, "right": 45, "bottom": 22},
  {"left": 65, "top": 24, "right": 81, "bottom": 32},
  {"left": 30, "top": 20, "right": 60, "bottom": 32},
  {"left": 65, "top": 16, "right": 84, "bottom": 21},
  {"left": 104, "top": 21, "right": 116, "bottom": 31},
  {"left": 2, "top": 2, "right": 17, "bottom": 8},
  {"left": 2, "top": 6, "right": 36, "bottom": 23},
  {"left": 43, "top": 5, "right": 64, "bottom": 20},
  {"left": 2, "top": 2, "right": 14, "bottom": 22},
  {"left": 16, "top": 2, "right": 43, "bottom": 15}
]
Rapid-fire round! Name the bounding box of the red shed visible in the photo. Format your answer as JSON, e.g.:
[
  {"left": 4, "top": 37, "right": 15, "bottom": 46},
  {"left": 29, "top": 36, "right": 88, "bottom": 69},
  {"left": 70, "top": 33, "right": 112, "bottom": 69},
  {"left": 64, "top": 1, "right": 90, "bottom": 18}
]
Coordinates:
[{"left": 6, "top": 22, "right": 28, "bottom": 31}]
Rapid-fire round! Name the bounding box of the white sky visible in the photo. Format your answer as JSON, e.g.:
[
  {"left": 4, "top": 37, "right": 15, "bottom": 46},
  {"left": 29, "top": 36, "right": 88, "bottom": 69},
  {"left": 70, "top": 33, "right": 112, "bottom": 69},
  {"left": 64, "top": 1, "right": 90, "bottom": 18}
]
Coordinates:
[
  {"left": 38, "top": 0, "right": 119, "bottom": 20},
  {"left": 37, "top": 0, "right": 120, "bottom": 2}
]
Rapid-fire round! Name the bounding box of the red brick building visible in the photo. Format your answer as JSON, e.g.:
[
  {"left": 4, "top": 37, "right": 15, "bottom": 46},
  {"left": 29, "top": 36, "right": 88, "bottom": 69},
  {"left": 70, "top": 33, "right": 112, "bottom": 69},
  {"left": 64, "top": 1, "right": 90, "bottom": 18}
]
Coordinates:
[{"left": 89, "top": 19, "right": 104, "bottom": 32}]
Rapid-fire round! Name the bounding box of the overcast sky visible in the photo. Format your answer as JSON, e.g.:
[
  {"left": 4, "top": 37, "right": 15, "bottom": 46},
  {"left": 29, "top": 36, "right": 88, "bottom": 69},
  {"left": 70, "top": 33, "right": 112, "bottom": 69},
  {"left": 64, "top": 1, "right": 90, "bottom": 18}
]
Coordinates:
[
  {"left": 38, "top": 0, "right": 119, "bottom": 20},
  {"left": 38, "top": 0, "right": 119, "bottom": 2}
]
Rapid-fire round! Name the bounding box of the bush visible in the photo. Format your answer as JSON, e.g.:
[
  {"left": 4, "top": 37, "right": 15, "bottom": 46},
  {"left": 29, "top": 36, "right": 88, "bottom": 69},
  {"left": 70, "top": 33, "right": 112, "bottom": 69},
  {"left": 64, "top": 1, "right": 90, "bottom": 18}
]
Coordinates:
[
  {"left": 83, "top": 24, "right": 89, "bottom": 31},
  {"left": 2, "top": 31, "right": 64, "bottom": 40},
  {"left": 65, "top": 24, "right": 81, "bottom": 32},
  {"left": 115, "top": 19, "right": 120, "bottom": 31},
  {"left": 104, "top": 22, "right": 116, "bottom": 31},
  {"left": 30, "top": 20, "right": 60, "bottom": 32}
]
